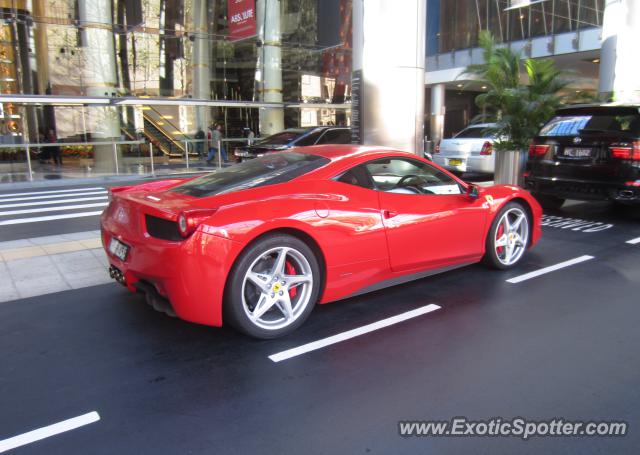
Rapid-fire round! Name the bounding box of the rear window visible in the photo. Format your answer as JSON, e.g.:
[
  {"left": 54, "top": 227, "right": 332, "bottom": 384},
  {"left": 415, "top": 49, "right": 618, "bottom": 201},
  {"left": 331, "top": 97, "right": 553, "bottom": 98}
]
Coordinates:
[
  {"left": 539, "top": 114, "right": 640, "bottom": 137},
  {"left": 171, "top": 152, "right": 329, "bottom": 197},
  {"left": 454, "top": 127, "right": 496, "bottom": 139},
  {"left": 254, "top": 130, "right": 307, "bottom": 146}
]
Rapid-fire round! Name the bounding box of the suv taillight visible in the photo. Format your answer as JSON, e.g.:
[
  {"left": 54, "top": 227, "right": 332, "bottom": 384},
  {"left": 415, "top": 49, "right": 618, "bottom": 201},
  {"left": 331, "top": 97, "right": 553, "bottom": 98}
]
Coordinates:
[
  {"left": 528, "top": 144, "right": 550, "bottom": 158},
  {"left": 480, "top": 141, "right": 493, "bottom": 156},
  {"left": 610, "top": 141, "right": 640, "bottom": 161}
]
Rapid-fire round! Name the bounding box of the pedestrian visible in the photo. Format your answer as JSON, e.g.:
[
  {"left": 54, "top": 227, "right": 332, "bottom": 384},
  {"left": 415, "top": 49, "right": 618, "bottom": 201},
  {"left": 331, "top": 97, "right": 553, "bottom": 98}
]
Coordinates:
[
  {"left": 206, "top": 123, "right": 227, "bottom": 165},
  {"left": 194, "top": 128, "right": 205, "bottom": 159},
  {"left": 245, "top": 127, "right": 255, "bottom": 145},
  {"left": 47, "top": 129, "right": 62, "bottom": 166}
]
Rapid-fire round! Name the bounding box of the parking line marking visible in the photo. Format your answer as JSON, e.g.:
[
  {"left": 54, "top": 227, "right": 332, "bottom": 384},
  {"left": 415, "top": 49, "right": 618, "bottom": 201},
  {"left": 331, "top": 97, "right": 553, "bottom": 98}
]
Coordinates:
[
  {"left": 506, "top": 255, "right": 595, "bottom": 284},
  {"left": 0, "top": 187, "right": 105, "bottom": 198},
  {"left": 0, "top": 411, "right": 100, "bottom": 453},
  {"left": 0, "top": 211, "right": 104, "bottom": 226},
  {"left": 626, "top": 237, "right": 640, "bottom": 245},
  {"left": 0, "top": 202, "right": 108, "bottom": 216},
  {"left": 0, "top": 190, "right": 107, "bottom": 203},
  {"left": 268, "top": 304, "right": 441, "bottom": 363}
]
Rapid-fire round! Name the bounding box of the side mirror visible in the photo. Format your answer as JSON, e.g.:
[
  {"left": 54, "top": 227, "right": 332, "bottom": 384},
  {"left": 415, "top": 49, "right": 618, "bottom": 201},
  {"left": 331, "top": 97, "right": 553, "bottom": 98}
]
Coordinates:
[{"left": 466, "top": 184, "right": 479, "bottom": 200}]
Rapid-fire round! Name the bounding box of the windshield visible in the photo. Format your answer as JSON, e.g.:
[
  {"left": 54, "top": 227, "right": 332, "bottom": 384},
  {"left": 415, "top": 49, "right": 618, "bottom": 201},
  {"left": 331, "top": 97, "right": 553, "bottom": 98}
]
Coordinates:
[
  {"left": 254, "top": 130, "right": 308, "bottom": 146},
  {"left": 454, "top": 127, "right": 496, "bottom": 139},
  {"left": 171, "top": 152, "right": 329, "bottom": 198},
  {"left": 540, "top": 114, "right": 640, "bottom": 136}
]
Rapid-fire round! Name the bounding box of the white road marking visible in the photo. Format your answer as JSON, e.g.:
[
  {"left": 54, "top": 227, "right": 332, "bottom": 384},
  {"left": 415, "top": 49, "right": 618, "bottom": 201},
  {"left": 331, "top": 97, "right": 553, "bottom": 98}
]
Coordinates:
[
  {"left": 0, "top": 411, "right": 100, "bottom": 453},
  {"left": 0, "top": 211, "right": 104, "bottom": 225},
  {"left": 0, "top": 187, "right": 105, "bottom": 198},
  {"left": 268, "top": 304, "right": 442, "bottom": 363},
  {"left": 0, "top": 196, "right": 108, "bottom": 209},
  {"left": 506, "top": 255, "right": 595, "bottom": 284},
  {"left": 626, "top": 237, "right": 640, "bottom": 245},
  {"left": 0, "top": 202, "right": 108, "bottom": 216},
  {"left": 0, "top": 190, "right": 107, "bottom": 203}
]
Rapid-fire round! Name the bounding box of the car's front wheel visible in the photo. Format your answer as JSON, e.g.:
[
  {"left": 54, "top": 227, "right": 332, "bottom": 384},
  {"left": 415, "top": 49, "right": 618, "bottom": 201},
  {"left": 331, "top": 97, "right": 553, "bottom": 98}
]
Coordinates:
[
  {"left": 483, "top": 202, "right": 530, "bottom": 270},
  {"left": 225, "top": 234, "right": 321, "bottom": 339}
]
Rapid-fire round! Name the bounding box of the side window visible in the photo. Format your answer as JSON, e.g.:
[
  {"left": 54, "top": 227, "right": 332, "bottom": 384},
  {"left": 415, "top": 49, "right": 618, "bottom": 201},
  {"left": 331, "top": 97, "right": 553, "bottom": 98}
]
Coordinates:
[
  {"left": 364, "top": 158, "right": 462, "bottom": 195},
  {"left": 334, "top": 165, "right": 374, "bottom": 189},
  {"left": 317, "top": 129, "right": 351, "bottom": 144},
  {"left": 295, "top": 130, "right": 323, "bottom": 146}
]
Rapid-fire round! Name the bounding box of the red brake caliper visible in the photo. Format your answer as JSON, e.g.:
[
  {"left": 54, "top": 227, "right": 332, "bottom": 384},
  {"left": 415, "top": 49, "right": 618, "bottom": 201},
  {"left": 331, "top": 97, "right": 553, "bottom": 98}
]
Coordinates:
[
  {"left": 496, "top": 223, "right": 505, "bottom": 255},
  {"left": 285, "top": 261, "right": 297, "bottom": 298}
]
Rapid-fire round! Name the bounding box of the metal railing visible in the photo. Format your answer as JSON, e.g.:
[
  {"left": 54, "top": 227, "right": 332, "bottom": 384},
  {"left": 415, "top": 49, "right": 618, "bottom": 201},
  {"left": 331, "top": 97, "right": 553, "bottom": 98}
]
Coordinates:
[{"left": 0, "top": 137, "right": 259, "bottom": 181}]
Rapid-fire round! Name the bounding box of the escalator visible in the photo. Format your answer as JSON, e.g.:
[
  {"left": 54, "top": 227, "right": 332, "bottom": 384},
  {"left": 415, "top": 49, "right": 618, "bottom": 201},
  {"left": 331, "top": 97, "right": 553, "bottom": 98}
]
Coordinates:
[
  {"left": 143, "top": 116, "right": 185, "bottom": 157},
  {"left": 120, "top": 106, "right": 193, "bottom": 158}
]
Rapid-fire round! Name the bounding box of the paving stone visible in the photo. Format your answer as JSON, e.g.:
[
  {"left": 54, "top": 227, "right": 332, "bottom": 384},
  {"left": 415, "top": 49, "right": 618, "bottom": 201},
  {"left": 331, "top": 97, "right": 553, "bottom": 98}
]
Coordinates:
[{"left": 6, "top": 256, "right": 57, "bottom": 282}]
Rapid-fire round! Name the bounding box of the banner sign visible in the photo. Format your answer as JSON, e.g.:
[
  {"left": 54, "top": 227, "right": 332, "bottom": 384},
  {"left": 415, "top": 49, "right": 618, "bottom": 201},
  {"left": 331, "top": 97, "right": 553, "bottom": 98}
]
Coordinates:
[{"left": 228, "top": 0, "right": 256, "bottom": 41}]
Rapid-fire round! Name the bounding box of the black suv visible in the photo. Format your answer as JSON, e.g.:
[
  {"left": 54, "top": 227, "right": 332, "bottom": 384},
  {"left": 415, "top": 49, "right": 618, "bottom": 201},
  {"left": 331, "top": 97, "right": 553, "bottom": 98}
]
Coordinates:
[
  {"left": 525, "top": 104, "right": 640, "bottom": 209},
  {"left": 234, "top": 126, "right": 351, "bottom": 161}
]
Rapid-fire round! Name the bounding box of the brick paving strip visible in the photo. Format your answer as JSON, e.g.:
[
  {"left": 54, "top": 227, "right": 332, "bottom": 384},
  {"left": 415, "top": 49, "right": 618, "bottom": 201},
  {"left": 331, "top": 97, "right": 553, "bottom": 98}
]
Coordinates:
[{"left": 0, "top": 230, "right": 112, "bottom": 302}]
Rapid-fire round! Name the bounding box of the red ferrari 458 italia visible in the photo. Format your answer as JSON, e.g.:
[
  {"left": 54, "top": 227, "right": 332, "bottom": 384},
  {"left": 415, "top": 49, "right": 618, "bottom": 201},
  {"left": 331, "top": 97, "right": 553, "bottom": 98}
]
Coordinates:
[{"left": 101, "top": 145, "right": 542, "bottom": 338}]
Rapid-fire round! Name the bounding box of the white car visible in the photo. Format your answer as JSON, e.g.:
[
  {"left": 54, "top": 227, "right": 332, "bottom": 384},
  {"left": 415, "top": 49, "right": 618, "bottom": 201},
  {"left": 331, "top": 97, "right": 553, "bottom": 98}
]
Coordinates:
[{"left": 432, "top": 123, "right": 497, "bottom": 174}]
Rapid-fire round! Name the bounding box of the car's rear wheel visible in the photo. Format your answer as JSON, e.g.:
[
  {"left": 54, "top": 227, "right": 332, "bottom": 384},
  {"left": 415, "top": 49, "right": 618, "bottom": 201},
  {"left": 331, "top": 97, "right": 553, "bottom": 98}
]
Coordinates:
[
  {"left": 225, "top": 234, "right": 321, "bottom": 339},
  {"left": 532, "top": 192, "right": 564, "bottom": 211},
  {"left": 483, "top": 202, "right": 530, "bottom": 270}
]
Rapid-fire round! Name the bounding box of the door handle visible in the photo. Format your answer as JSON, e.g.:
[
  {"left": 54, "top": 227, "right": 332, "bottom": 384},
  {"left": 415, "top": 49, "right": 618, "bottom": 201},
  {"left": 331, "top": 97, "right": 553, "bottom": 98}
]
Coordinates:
[{"left": 383, "top": 209, "right": 398, "bottom": 219}]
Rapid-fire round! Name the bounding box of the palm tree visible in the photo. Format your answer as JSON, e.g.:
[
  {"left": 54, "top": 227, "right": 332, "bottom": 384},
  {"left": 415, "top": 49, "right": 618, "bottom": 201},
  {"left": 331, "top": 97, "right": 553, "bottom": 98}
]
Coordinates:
[{"left": 463, "top": 31, "right": 568, "bottom": 183}]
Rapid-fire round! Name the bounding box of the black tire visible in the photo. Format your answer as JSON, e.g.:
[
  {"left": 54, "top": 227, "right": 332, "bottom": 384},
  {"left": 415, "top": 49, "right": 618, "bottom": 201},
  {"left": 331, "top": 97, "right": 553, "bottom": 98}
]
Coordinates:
[
  {"left": 482, "top": 201, "right": 531, "bottom": 270},
  {"left": 224, "top": 233, "right": 321, "bottom": 339},
  {"left": 532, "top": 192, "right": 564, "bottom": 211}
]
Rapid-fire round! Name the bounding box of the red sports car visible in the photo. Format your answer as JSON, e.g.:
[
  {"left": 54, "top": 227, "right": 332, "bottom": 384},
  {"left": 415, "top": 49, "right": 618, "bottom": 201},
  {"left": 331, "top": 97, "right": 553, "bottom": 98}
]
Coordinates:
[{"left": 101, "top": 145, "right": 542, "bottom": 338}]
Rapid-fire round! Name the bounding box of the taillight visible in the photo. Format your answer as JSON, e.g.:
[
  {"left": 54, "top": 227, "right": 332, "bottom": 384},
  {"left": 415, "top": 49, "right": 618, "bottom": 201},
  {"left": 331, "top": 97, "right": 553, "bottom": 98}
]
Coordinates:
[
  {"left": 434, "top": 141, "right": 440, "bottom": 154},
  {"left": 177, "top": 209, "right": 218, "bottom": 238},
  {"left": 480, "top": 141, "right": 493, "bottom": 156},
  {"left": 528, "top": 144, "right": 550, "bottom": 158},
  {"left": 610, "top": 141, "right": 640, "bottom": 160}
]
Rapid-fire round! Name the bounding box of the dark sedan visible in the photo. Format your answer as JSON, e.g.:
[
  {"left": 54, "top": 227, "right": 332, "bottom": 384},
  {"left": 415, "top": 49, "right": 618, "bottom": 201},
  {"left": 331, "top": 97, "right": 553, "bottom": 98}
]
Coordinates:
[
  {"left": 234, "top": 126, "right": 351, "bottom": 160},
  {"left": 525, "top": 104, "right": 640, "bottom": 209}
]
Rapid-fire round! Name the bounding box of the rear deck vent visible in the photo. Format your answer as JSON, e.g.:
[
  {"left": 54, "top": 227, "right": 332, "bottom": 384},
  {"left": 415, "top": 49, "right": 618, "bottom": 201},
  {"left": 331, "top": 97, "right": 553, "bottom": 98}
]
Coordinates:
[{"left": 145, "top": 215, "right": 182, "bottom": 241}]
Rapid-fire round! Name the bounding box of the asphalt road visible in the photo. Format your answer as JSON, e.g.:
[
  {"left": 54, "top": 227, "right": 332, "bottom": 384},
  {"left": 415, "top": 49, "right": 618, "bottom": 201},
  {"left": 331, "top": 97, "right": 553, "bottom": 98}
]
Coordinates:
[{"left": 1, "top": 192, "right": 640, "bottom": 453}]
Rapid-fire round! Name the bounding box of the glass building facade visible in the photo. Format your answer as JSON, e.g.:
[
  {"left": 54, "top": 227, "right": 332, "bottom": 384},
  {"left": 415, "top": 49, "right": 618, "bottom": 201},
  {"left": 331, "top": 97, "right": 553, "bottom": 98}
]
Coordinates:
[
  {"left": 0, "top": 0, "right": 352, "bottom": 181},
  {"left": 427, "top": 0, "right": 604, "bottom": 55}
]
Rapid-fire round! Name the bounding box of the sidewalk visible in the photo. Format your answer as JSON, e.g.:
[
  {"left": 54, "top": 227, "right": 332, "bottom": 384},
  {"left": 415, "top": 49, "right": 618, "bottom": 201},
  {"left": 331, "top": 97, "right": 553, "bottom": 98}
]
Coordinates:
[{"left": 0, "top": 230, "right": 111, "bottom": 302}]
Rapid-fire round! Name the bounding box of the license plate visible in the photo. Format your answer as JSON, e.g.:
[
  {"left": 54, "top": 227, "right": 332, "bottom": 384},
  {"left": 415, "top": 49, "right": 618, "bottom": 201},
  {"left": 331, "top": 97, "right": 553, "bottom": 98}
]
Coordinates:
[
  {"left": 563, "top": 147, "right": 592, "bottom": 158},
  {"left": 448, "top": 159, "right": 463, "bottom": 166},
  {"left": 108, "top": 237, "right": 129, "bottom": 261}
]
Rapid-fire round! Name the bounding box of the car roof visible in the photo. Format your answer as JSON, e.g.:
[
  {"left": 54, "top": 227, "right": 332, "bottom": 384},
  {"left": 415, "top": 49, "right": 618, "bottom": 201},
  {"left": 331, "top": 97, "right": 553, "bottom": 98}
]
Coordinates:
[
  {"left": 557, "top": 103, "right": 640, "bottom": 114},
  {"left": 464, "top": 123, "right": 496, "bottom": 128},
  {"left": 283, "top": 126, "right": 348, "bottom": 133},
  {"left": 288, "top": 144, "right": 412, "bottom": 161}
]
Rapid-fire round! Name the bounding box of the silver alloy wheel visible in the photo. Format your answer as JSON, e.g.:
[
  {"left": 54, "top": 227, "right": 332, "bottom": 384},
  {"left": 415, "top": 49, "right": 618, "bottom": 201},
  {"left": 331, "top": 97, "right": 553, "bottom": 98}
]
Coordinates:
[
  {"left": 494, "top": 207, "right": 529, "bottom": 266},
  {"left": 241, "top": 246, "right": 314, "bottom": 331}
]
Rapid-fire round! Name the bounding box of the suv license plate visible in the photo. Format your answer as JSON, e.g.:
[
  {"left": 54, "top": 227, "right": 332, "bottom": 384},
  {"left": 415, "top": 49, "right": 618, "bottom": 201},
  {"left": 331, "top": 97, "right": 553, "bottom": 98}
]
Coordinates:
[
  {"left": 109, "top": 238, "right": 129, "bottom": 261},
  {"left": 448, "top": 158, "right": 463, "bottom": 166},
  {"left": 564, "top": 147, "right": 592, "bottom": 158}
]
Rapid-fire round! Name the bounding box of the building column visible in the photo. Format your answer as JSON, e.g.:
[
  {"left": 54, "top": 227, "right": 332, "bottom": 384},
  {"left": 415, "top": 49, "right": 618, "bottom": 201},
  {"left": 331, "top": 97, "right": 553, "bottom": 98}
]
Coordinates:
[
  {"left": 599, "top": 0, "right": 640, "bottom": 102},
  {"left": 192, "top": 0, "right": 210, "bottom": 131},
  {"left": 429, "top": 83, "right": 445, "bottom": 147},
  {"left": 352, "top": 0, "right": 427, "bottom": 154},
  {"left": 256, "top": 0, "right": 284, "bottom": 135},
  {"left": 78, "top": 0, "right": 120, "bottom": 172}
]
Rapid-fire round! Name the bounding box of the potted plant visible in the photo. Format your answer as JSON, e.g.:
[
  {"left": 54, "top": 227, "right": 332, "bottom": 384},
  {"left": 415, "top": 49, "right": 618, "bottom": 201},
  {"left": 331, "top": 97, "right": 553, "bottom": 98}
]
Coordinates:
[{"left": 464, "top": 31, "right": 568, "bottom": 185}]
